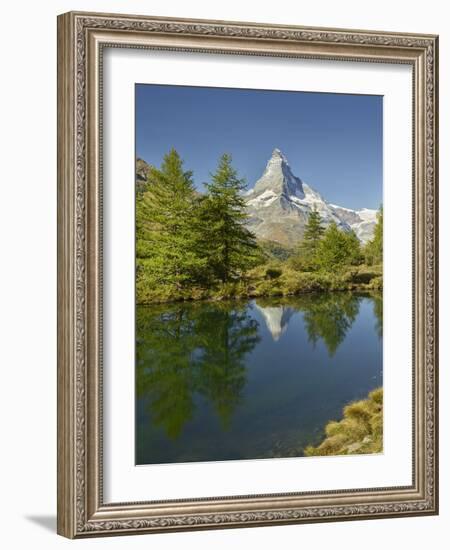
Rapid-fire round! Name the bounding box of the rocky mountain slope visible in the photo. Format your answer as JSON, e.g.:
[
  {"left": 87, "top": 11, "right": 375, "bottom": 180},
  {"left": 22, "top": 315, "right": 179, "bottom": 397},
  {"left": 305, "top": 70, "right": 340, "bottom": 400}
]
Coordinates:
[
  {"left": 245, "top": 149, "right": 378, "bottom": 246},
  {"left": 136, "top": 157, "right": 153, "bottom": 194}
]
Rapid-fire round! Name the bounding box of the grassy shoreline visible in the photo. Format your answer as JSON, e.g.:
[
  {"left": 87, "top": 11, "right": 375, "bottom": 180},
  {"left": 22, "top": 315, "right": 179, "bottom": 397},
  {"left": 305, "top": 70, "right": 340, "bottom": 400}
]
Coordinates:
[
  {"left": 137, "top": 264, "right": 382, "bottom": 305},
  {"left": 305, "top": 388, "right": 383, "bottom": 457}
]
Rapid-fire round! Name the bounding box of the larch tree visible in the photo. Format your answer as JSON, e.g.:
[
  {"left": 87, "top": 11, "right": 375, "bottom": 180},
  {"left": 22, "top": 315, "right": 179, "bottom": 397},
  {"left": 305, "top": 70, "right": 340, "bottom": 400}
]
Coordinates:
[
  {"left": 315, "top": 222, "right": 362, "bottom": 271},
  {"left": 291, "top": 207, "right": 325, "bottom": 270},
  {"left": 200, "top": 153, "right": 258, "bottom": 283},
  {"left": 364, "top": 206, "right": 383, "bottom": 266},
  {"left": 303, "top": 207, "right": 325, "bottom": 252},
  {"left": 136, "top": 148, "right": 206, "bottom": 299}
]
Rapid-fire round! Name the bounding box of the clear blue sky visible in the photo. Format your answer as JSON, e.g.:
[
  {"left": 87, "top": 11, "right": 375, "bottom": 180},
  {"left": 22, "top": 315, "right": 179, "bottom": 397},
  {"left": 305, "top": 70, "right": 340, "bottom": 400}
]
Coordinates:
[{"left": 136, "top": 84, "right": 382, "bottom": 210}]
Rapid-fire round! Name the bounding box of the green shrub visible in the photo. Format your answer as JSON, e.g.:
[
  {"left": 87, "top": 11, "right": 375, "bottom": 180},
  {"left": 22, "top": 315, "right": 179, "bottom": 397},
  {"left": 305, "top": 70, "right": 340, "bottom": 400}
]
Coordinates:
[
  {"left": 137, "top": 258, "right": 382, "bottom": 304},
  {"left": 369, "top": 276, "right": 383, "bottom": 290},
  {"left": 265, "top": 267, "right": 283, "bottom": 280}
]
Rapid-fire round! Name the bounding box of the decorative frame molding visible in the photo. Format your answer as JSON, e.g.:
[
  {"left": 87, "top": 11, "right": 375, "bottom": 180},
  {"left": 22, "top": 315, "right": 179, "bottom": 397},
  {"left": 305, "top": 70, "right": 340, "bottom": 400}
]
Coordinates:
[{"left": 57, "top": 11, "right": 439, "bottom": 538}]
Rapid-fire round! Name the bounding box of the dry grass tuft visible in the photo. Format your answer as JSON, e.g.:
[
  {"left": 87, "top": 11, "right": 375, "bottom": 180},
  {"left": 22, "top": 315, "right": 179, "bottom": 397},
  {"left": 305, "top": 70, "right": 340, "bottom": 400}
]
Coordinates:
[{"left": 304, "top": 388, "right": 383, "bottom": 457}]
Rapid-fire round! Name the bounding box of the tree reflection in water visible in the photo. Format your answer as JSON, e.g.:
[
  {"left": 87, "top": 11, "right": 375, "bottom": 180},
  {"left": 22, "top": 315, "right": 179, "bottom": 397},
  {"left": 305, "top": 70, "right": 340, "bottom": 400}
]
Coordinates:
[
  {"left": 372, "top": 293, "right": 383, "bottom": 339},
  {"left": 137, "top": 292, "right": 380, "bottom": 443},
  {"left": 255, "top": 292, "right": 362, "bottom": 357},
  {"left": 301, "top": 293, "right": 361, "bottom": 357},
  {"left": 136, "top": 302, "right": 260, "bottom": 438}
]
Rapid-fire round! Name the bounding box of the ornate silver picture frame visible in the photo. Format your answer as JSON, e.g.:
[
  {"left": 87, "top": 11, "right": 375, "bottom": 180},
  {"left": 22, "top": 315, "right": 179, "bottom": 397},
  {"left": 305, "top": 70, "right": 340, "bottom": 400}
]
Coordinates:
[{"left": 57, "top": 11, "right": 438, "bottom": 538}]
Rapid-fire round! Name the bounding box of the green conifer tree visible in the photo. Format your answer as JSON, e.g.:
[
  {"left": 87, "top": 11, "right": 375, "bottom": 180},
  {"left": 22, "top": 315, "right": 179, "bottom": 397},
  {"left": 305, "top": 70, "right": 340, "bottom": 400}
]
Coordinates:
[
  {"left": 290, "top": 207, "right": 325, "bottom": 270},
  {"left": 200, "top": 154, "right": 258, "bottom": 283},
  {"left": 364, "top": 206, "right": 383, "bottom": 266},
  {"left": 344, "top": 228, "right": 364, "bottom": 266},
  {"left": 303, "top": 207, "right": 325, "bottom": 252},
  {"left": 136, "top": 148, "right": 206, "bottom": 298},
  {"left": 315, "top": 222, "right": 362, "bottom": 271}
]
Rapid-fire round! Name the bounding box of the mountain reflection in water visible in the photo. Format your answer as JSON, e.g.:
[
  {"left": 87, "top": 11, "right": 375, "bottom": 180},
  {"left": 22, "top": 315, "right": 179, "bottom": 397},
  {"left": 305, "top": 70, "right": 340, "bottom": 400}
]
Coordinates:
[
  {"left": 136, "top": 292, "right": 382, "bottom": 465},
  {"left": 254, "top": 303, "right": 295, "bottom": 341}
]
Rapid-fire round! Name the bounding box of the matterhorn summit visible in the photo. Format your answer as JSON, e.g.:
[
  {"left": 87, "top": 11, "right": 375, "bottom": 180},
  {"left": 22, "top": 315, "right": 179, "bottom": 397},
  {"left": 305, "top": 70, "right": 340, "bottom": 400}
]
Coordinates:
[
  {"left": 251, "top": 148, "right": 306, "bottom": 199},
  {"left": 245, "top": 149, "right": 378, "bottom": 246}
]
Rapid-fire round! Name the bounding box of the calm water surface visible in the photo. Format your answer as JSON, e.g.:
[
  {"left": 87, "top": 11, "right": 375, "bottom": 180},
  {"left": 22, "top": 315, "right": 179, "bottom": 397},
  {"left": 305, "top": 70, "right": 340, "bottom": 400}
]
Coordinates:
[{"left": 136, "top": 292, "right": 382, "bottom": 464}]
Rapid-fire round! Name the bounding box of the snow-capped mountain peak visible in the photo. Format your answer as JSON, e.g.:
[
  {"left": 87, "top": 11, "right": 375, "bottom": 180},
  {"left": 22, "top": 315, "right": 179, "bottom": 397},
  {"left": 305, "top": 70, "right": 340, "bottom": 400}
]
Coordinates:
[
  {"left": 245, "top": 149, "right": 378, "bottom": 246},
  {"left": 251, "top": 148, "right": 306, "bottom": 200}
]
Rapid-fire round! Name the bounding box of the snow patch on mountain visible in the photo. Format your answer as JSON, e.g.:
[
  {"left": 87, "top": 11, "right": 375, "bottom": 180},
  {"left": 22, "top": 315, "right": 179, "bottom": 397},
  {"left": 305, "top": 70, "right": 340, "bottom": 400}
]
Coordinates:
[
  {"left": 247, "top": 189, "right": 278, "bottom": 208},
  {"left": 358, "top": 208, "right": 378, "bottom": 222},
  {"left": 328, "top": 205, "right": 378, "bottom": 243},
  {"left": 245, "top": 149, "right": 379, "bottom": 246}
]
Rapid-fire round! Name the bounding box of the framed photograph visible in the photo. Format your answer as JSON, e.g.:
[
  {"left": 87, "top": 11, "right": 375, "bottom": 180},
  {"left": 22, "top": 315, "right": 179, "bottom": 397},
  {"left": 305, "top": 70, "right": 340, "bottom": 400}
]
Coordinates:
[{"left": 57, "top": 11, "right": 439, "bottom": 538}]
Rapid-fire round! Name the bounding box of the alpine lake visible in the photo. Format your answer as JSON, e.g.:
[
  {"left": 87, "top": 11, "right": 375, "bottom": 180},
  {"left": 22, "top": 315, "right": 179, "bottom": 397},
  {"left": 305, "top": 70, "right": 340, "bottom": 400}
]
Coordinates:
[{"left": 136, "top": 292, "right": 382, "bottom": 465}]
